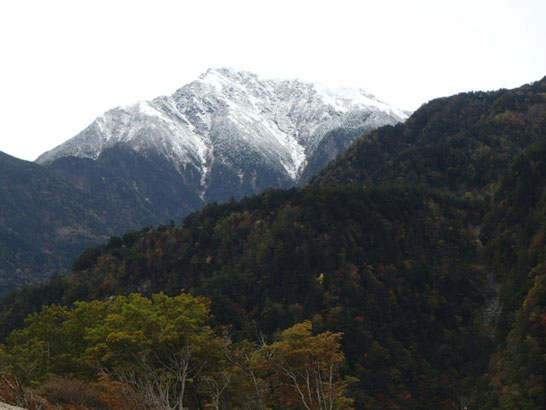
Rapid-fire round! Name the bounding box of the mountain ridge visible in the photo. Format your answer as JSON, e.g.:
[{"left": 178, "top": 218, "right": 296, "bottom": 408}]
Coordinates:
[{"left": 36, "top": 68, "right": 407, "bottom": 197}]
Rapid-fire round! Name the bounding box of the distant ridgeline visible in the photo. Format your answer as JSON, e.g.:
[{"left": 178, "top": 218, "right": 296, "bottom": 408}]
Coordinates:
[{"left": 0, "top": 76, "right": 544, "bottom": 408}]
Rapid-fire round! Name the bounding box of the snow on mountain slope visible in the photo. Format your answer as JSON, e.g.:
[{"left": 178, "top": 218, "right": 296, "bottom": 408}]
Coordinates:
[{"left": 36, "top": 68, "right": 408, "bottom": 198}]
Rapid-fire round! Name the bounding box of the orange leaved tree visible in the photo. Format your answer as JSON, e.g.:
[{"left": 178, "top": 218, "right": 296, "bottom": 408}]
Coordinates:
[{"left": 260, "top": 320, "right": 355, "bottom": 409}]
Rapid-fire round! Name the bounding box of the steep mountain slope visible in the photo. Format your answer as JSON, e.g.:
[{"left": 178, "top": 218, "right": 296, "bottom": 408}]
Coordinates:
[
  {"left": 312, "top": 75, "right": 546, "bottom": 408},
  {"left": 47, "top": 145, "right": 203, "bottom": 221},
  {"left": 313, "top": 76, "right": 546, "bottom": 193},
  {"left": 37, "top": 68, "right": 407, "bottom": 200},
  {"left": 476, "top": 141, "right": 546, "bottom": 408},
  {"left": 0, "top": 151, "right": 162, "bottom": 294}
]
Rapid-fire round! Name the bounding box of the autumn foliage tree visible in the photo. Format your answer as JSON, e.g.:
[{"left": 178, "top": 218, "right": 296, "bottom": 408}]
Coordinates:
[
  {"left": 2, "top": 294, "right": 358, "bottom": 408},
  {"left": 83, "top": 292, "right": 222, "bottom": 410},
  {"left": 3, "top": 293, "right": 227, "bottom": 409},
  {"left": 259, "top": 320, "right": 355, "bottom": 409}
]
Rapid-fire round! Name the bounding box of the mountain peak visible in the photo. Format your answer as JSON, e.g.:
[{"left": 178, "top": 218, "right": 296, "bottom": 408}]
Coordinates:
[
  {"left": 200, "top": 66, "right": 254, "bottom": 80},
  {"left": 36, "top": 68, "right": 407, "bottom": 198}
]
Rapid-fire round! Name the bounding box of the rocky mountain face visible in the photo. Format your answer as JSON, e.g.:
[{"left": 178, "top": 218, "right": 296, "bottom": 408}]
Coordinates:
[
  {"left": 1, "top": 69, "right": 406, "bottom": 294},
  {"left": 37, "top": 68, "right": 407, "bottom": 200}
]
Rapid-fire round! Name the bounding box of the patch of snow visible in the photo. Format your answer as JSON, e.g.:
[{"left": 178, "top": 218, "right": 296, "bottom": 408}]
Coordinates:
[{"left": 315, "top": 84, "right": 408, "bottom": 120}]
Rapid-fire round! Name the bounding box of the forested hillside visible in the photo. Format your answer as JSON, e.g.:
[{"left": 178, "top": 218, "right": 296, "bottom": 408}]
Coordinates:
[
  {"left": 1, "top": 186, "right": 491, "bottom": 408},
  {"left": 311, "top": 76, "right": 546, "bottom": 407},
  {"left": 0, "top": 77, "right": 544, "bottom": 408},
  {"left": 0, "top": 151, "right": 165, "bottom": 295},
  {"left": 313, "top": 77, "right": 545, "bottom": 194}
]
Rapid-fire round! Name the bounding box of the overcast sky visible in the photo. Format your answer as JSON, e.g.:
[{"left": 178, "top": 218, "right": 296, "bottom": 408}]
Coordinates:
[{"left": 1, "top": 0, "right": 544, "bottom": 161}]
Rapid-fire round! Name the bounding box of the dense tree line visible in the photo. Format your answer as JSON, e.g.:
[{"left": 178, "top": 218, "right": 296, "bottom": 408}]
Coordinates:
[{"left": 1, "top": 292, "right": 353, "bottom": 409}]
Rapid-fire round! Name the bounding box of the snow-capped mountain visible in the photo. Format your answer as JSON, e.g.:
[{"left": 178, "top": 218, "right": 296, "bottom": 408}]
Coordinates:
[{"left": 37, "top": 68, "right": 407, "bottom": 201}]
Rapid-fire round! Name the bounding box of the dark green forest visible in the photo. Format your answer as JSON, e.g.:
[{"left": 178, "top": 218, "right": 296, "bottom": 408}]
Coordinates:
[
  {"left": 0, "top": 77, "right": 544, "bottom": 408},
  {"left": 0, "top": 145, "right": 207, "bottom": 296}
]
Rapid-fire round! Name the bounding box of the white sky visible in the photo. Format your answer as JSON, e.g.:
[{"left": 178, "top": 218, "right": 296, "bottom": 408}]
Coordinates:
[{"left": 1, "top": 0, "right": 544, "bottom": 161}]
